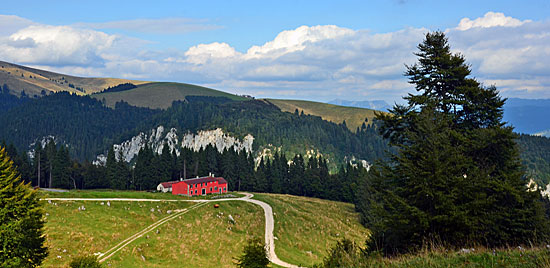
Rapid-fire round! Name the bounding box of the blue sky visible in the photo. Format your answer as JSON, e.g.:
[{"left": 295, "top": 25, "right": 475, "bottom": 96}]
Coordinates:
[{"left": 1, "top": 0, "right": 550, "bottom": 102}]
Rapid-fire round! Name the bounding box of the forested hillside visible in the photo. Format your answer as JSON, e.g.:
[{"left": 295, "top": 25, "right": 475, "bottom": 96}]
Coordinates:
[
  {"left": 0, "top": 92, "right": 388, "bottom": 166},
  {"left": 518, "top": 134, "right": 550, "bottom": 185},
  {"left": 0, "top": 92, "right": 159, "bottom": 160}
]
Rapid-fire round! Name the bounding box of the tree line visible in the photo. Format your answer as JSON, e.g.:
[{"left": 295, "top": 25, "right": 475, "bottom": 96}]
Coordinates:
[{"left": 2, "top": 139, "right": 366, "bottom": 203}]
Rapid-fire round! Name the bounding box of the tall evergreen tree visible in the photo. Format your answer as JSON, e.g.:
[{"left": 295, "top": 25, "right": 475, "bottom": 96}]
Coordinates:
[
  {"left": 0, "top": 146, "right": 48, "bottom": 267},
  {"left": 365, "top": 32, "right": 550, "bottom": 254}
]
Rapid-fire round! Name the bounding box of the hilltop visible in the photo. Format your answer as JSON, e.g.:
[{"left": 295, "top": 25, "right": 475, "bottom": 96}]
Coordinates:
[
  {"left": 93, "top": 82, "right": 247, "bottom": 109},
  {"left": 0, "top": 61, "right": 148, "bottom": 97},
  {"left": 267, "top": 99, "right": 379, "bottom": 132}
]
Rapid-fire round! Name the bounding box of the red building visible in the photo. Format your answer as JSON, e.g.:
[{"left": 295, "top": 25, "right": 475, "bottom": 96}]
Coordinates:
[{"left": 171, "top": 175, "right": 228, "bottom": 196}]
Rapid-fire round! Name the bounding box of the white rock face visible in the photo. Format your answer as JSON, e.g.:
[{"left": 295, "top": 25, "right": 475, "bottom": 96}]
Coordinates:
[
  {"left": 27, "top": 135, "right": 58, "bottom": 160},
  {"left": 181, "top": 128, "right": 254, "bottom": 154},
  {"left": 541, "top": 183, "right": 550, "bottom": 198},
  {"left": 94, "top": 126, "right": 254, "bottom": 165},
  {"left": 346, "top": 155, "right": 371, "bottom": 171}
]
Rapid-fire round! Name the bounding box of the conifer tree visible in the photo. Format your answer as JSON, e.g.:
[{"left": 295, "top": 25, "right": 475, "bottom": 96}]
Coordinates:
[
  {"left": 366, "top": 31, "right": 550, "bottom": 254},
  {"left": 0, "top": 146, "right": 48, "bottom": 267}
]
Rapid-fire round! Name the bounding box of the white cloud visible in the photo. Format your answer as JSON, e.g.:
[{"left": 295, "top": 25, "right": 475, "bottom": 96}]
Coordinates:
[
  {"left": 185, "top": 42, "right": 241, "bottom": 64},
  {"left": 245, "top": 25, "right": 355, "bottom": 59},
  {"left": 456, "top": 12, "right": 531, "bottom": 31},
  {"left": 1, "top": 13, "right": 549, "bottom": 102},
  {"left": 0, "top": 25, "right": 118, "bottom": 66}
]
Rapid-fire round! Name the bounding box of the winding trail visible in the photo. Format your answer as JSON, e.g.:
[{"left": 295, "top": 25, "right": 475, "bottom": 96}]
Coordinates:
[{"left": 44, "top": 193, "right": 303, "bottom": 268}]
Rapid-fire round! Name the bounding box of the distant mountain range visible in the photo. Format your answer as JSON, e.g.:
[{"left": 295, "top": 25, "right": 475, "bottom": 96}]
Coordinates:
[
  {"left": 503, "top": 98, "right": 550, "bottom": 137},
  {"left": 328, "top": 98, "right": 550, "bottom": 137}
]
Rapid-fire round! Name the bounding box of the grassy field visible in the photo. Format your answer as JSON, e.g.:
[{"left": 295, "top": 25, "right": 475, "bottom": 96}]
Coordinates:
[
  {"left": 41, "top": 189, "right": 245, "bottom": 200},
  {"left": 266, "top": 99, "right": 380, "bottom": 132},
  {"left": 40, "top": 190, "right": 368, "bottom": 267},
  {"left": 42, "top": 197, "right": 263, "bottom": 267},
  {"left": 104, "top": 201, "right": 264, "bottom": 268},
  {"left": 42, "top": 199, "right": 193, "bottom": 267},
  {"left": 94, "top": 82, "right": 247, "bottom": 109},
  {"left": 252, "top": 193, "right": 370, "bottom": 267}
]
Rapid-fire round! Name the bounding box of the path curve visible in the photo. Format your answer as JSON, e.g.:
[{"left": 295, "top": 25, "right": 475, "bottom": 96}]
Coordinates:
[{"left": 44, "top": 193, "right": 304, "bottom": 268}]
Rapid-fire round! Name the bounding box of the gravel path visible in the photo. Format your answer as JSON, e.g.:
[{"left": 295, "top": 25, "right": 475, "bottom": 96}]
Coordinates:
[{"left": 44, "top": 193, "right": 304, "bottom": 268}]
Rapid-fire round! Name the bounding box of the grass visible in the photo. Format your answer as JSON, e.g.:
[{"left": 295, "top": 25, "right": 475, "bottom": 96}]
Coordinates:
[
  {"left": 353, "top": 247, "right": 550, "bottom": 267},
  {"left": 252, "top": 193, "right": 370, "bottom": 267},
  {"left": 105, "top": 201, "right": 265, "bottom": 268},
  {"left": 94, "top": 82, "right": 246, "bottom": 109},
  {"left": 40, "top": 190, "right": 369, "bottom": 267},
  {"left": 266, "top": 99, "right": 381, "bottom": 132},
  {"left": 0, "top": 60, "right": 148, "bottom": 96},
  {"left": 40, "top": 189, "right": 245, "bottom": 200},
  {"left": 42, "top": 199, "right": 193, "bottom": 267}
]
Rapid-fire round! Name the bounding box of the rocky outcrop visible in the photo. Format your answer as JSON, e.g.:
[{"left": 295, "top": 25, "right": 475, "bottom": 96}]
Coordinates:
[
  {"left": 181, "top": 128, "right": 254, "bottom": 154},
  {"left": 94, "top": 126, "right": 254, "bottom": 165},
  {"left": 345, "top": 155, "right": 371, "bottom": 171},
  {"left": 27, "top": 135, "right": 58, "bottom": 160}
]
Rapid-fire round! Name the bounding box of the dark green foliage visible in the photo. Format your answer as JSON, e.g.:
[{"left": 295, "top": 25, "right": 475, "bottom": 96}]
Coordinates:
[
  {"left": 69, "top": 255, "right": 103, "bottom": 268},
  {"left": 0, "top": 86, "right": 29, "bottom": 112},
  {"left": 94, "top": 83, "right": 136, "bottom": 94},
  {"left": 362, "top": 32, "right": 550, "bottom": 255},
  {"left": 518, "top": 134, "right": 550, "bottom": 186},
  {"left": 0, "top": 92, "right": 159, "bottom": 160},
  {"left": 317, "top": 239, "right": 367, "bottom": 268},
  {"left": 234, "top": 237, "right": 269, "bottom": 268},
  {"left": 0, "top": 146, "right": 48, "bottom": 267}
]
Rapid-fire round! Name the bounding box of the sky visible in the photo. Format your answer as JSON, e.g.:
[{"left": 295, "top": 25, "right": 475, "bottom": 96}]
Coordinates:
[{"left": 1, "top": 0, "right": 549, "bottom": 103}]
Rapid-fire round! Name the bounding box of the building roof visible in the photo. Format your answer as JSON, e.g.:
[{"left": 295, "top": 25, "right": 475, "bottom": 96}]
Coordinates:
[
  {"left": 159, "top": 181, "right": 179, "bottom": 188},
  {"left": 178, "top": 176, "right": 227, "bottom": 185}
]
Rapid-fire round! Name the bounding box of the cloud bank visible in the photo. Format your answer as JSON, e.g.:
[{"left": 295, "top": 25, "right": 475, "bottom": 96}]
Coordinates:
[{"left": 0, "top": 12, "right": 549, "bottom": 102}]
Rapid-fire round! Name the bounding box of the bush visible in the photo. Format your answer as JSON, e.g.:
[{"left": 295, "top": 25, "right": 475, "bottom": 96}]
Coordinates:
[
  {"left": 317, "top": 239, "right": 368, "bottom": 268},
  {"left": 69, "top": 255, "right": 103, "bottom": 268},
  {"left": 234, "top": 237, "right": 269, "bottom": 268}
]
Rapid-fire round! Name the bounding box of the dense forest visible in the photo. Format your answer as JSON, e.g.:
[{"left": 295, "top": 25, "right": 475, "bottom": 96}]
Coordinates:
[
  {"left": 0, "top": 92, "right": 160, "bottom": 160},
  {"left": 518, "top": 134, "right": 550, "bottom": 186},
  {"left": 93, "top": 83, "right": 137, "bottom": 94},
  {"left": 0, "top": 84, "right": 30, "bottom": 112},
  {"left": 2, "top": 139, "right": 364, "bottom": 203},
  {"left": 0, "top": 91, "right": 389, "bottom": 166}
]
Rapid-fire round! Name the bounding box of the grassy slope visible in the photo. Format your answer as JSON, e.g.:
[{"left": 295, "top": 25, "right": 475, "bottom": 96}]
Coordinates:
[
  {"left": 266, "top": 99, "right": 379, "bottom": 132},
  {"left": 360, "top": 247, "right": 550, "bottom": 267},
  {"left": 0, "top": 61, "right": 148, "bottom": 96},
  {"left": 253, "top": 193, "right": 370, "bottom": 267},
  {"left": 41, "top": 189, "right": 245, "bottom": 200},
  {"left": 93, "top": 82, "right": 247, "bottom": 109},
  {"left": 107, "top": 201, "right": 263, "bottom": 268},
  {"left": 40, "top": 191, "right": 366, "bottom": 267},
  {"left": 42, "top": 199, "right": 193, "bottom": 267}
]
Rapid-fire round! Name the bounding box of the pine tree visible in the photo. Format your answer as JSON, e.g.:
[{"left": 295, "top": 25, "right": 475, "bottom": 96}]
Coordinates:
[
  {"left": 366, "top": 31, "right": 550, "bottom": 254},
  {"left": 0, "top": 146, "right": 48, "bottom": 267}
]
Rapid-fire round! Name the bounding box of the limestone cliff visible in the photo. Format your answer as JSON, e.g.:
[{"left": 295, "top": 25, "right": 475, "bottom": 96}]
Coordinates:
[{"left": 93, "top": 126, "right": 254, "bottom": 165}]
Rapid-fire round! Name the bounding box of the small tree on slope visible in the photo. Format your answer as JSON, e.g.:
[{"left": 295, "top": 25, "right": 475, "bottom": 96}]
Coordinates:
[
  {"left": 235, "top": 237, "right": 270, "bottom": 268},
  {"left": 361, "top": 32, "right": 550, "bottom": 255},
  {"left": 0, "top": 146, "right": 48, "bottom": 267}
]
